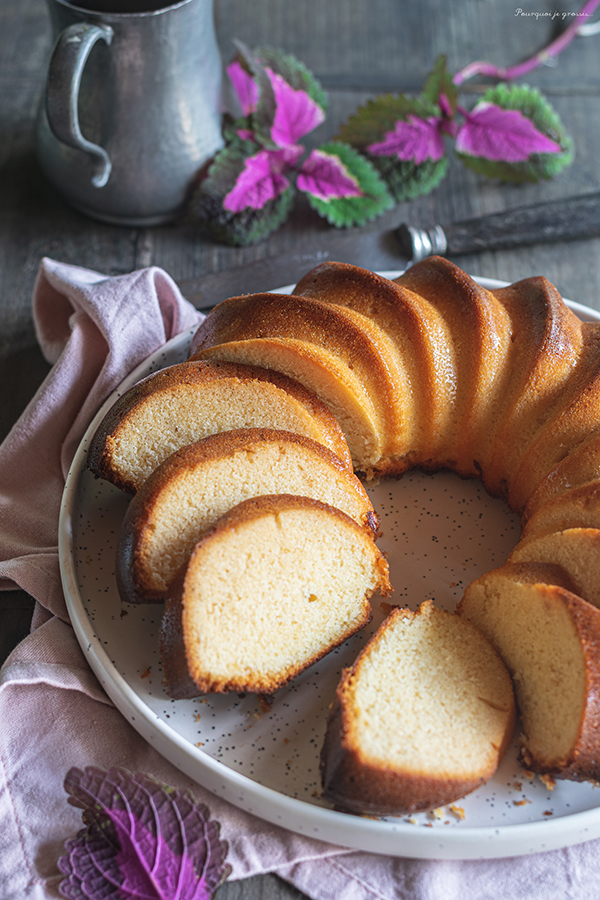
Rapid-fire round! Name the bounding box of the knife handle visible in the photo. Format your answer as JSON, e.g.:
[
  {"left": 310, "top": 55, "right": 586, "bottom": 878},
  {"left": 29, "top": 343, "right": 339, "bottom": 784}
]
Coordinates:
[{"left": 397, "top": 192, "right": 600, "bottom": 260}]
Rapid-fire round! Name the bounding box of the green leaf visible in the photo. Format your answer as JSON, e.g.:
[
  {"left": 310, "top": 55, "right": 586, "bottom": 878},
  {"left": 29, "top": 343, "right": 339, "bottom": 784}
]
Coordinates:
[
  {"left": 456, "top": 83, "right": 573, "bottom": 183},
  {"left": 189, "top": 143, "right": 295, "bottom": 246},
  {"left": 336, "top": 94, "right": 440, "bottom": 150},
  {"left": 304, "top": 142, "right": 393, "bottom": 227},
  {"left": 369, "top": 153, "right": 449, "bottom": 202},
  {"left": 421, "top": 55, "right": 458, "bottom": 115},
  {"left": 256, "top": 46, "right": 328, "bottom": 112}
]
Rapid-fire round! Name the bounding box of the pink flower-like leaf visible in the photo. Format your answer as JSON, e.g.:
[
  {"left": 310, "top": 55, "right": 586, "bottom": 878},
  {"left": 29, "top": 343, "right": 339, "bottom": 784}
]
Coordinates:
[
  {"left": 297, "top": 149, "right": 363, "bottom": 201},
  {"left": 227, "top": 60, "right": 259, "bottom": 116},
  {"left": 267, "top": 68, "right": 325, "bottom": 147},
  {"left": 57, "top": 767, "right": 229, "bottom": 900},
  {"left": 224, "top": 146, "right": 303, "bottom": 212},
  {"left": 367, "top": 115, "right": 445, "bottom": 164},
  {"left": 455, "top": 101, "right": 561, "bottom": 162}
]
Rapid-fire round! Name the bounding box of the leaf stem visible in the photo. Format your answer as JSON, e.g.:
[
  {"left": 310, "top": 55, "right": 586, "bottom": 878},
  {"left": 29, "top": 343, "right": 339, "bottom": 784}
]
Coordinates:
[{"left": 453, "top": 0, "right": 600, "bottom": 85}]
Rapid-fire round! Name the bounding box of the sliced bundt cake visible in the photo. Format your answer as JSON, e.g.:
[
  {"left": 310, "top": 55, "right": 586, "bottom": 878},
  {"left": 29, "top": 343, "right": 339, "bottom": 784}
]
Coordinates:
[
  {"left": 458, "top": 563, "right": 600, "bottom": 781},
  {"left": 160, "top": 494, "right": 392, "bottom": 697},
  {"left": 320, "top": 601, "right": 515, "bottom": 816},
  {"left": 117, "top": 427, "right": 378, "bottom": 604},
  {"left": 87, "top": 359, "right": 352, "bottom": 493}
]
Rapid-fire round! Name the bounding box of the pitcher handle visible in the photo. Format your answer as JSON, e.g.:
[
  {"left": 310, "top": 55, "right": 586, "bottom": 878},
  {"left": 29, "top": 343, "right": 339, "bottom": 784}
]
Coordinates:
[{"left": 45, "top": 22, "right": 114, "bottom": 188}]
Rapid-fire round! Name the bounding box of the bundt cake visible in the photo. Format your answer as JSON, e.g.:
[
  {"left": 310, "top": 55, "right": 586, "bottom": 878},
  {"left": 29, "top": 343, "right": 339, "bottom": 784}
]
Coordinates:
[
  {"left": 320, "top": 600, "right": 515, "bottom": 816},
  {"left": 87, "top": 359, "right": 352, "bottom": 493},
  {"left": 458, "top": 563, "right": 600, "bottom": 781},
  {"left": 116, "top": 427, "right": 378, "bottom": 604},
  {"left": 160, "top": 494, "right": 391, "bottom": 697},
  {"left": 93, "top": 253, "right": 600, "bottom": 804}
]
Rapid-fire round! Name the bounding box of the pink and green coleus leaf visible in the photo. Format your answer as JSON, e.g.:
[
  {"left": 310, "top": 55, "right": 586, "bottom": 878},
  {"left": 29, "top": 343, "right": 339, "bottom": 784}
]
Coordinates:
[
  {"left": 455, "top": 83, "right": 573, "bottom": 183},
  {"left": 268, "top": 69, "right": 326, "bottom": 146},
  {"left": 367, "top": 115, "right": 445, "bottom": 164},
  {"left": 227, "top": 59, "right": 259, "bottom": 116},
  {"left": 303, "top": 142, "right": 393, "bottom": 227},
  {"left": 336, "top": 93, "right": 443, "bottom": 151},
  {"left": 228, "top": 43, "right": 327, "bottom": 150},
  {"left": 190, "top": 141, "right": 296, "bottom": 246},
  {"left": 57, "top": 767, "right": 230, "bottom": 900},
  {"left": 297, "top": 149, "right": 363, "bottom": 200},
  {"left": 228, "top": 59, "right": 325, "bottom": 146},
  {"left": 455, "top": 101, "right": 561, "bottom": 162},
  {"left": 224, "top": 145, "right": 303, "bottom": 211}
]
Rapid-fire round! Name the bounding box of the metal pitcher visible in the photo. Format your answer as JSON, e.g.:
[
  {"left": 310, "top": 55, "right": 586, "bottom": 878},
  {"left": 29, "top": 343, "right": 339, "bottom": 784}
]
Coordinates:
[{"left": 36, "top": 0, "right": 224, "bottom": 225}]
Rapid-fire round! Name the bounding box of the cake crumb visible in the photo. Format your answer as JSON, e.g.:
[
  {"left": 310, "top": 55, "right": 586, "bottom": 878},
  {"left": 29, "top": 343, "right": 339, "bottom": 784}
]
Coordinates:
[
  {"left": 449, "top": 805, "right": 465, "bottom": 820},
  {"left": 140, "top": 667, "right": 151, "bottom": 679},
  {"left": 408, "top": 817, "right": 418, "bottom": 825},
  {"left": 258, "top": 694, "right": 273, "bottom": 714},
  {"left": 513, "top": 799, "right": 531, "bottom": 806},
  {"left": 514, "top": 781, "right": 522, "bottom": 791},
  {"left": 430, "top": 807, "right": 444, "bottom": 820},
  {"left": 194, "top": 713, "right": 201, "bottom": 722},
  {"left": 523, "top": 770, "right": 534, "bottom": 779},
  {"left": 540, "top": 774, "right": 556, "bottom": 791},
  {"left": 543, "top": 810, "right": 554, "bottom": 816},
  {"left": 196, "top": 741, "right": 204, "bottom": 748}
]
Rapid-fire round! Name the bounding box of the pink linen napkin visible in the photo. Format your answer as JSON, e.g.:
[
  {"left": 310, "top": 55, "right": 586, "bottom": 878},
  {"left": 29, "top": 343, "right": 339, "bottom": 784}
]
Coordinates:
[{"left": 1, "top": 257, "right": 599, "bottom": 900}]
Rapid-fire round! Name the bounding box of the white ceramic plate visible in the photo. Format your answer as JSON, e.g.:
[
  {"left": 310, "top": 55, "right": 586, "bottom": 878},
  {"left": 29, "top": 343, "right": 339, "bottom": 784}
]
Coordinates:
[{"left": 59, "top": 274, "right": 600, "bottom": 860}]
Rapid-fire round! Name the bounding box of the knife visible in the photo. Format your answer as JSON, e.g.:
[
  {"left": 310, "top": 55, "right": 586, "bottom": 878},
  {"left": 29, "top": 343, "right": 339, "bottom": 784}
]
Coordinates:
[{"left": 178, "top": 191, "right": 600, "bottom": 309}]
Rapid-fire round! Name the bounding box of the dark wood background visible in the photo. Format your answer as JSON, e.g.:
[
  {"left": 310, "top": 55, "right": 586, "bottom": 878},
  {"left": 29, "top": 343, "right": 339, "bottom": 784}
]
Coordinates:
[{"left": 1, "top": 1, "right": 599, "bottom": 896}]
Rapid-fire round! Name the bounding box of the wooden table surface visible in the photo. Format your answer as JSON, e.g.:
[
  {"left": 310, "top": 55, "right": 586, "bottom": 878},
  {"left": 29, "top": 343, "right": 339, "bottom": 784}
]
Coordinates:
[{"left": 1, "top": 1, "right": 599, "bottom": 897}]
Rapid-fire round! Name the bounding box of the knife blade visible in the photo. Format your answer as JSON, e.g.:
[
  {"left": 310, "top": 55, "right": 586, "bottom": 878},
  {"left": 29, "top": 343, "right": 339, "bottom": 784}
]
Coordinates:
[{"left": 178, "top": 191, "right": 600, "bottom": 309}]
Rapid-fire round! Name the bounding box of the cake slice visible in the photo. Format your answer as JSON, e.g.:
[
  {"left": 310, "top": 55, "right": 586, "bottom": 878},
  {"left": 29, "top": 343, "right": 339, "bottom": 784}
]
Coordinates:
[
  {"left": 87, "top": 359, "right": 352, "bottom": 493},
  {"left": 160, "top": 494, "right": 392, "bottom": 697},
  {"left": 520, "top": 482, "right": 600, "bottom": 543},
  {"left": 117, "top": 427, "right": 378, "bottom": 604},
  {"left": 523, "top": 432, "right": 600, "bottom": 523},
  {"left": 458, "top": 563, "right": 600, "bottom": 781},
  {"left": 320, "top": 601, "right": 515, "bottom": 816},
  {"left": 508, "top": 527, "right": 600, "bottom": 608}
]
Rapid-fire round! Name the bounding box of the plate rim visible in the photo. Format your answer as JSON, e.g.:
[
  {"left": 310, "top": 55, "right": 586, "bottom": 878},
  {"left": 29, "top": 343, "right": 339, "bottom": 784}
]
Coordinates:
[{"left": 58, "top": 273, "right": 600, "bottom": 860}]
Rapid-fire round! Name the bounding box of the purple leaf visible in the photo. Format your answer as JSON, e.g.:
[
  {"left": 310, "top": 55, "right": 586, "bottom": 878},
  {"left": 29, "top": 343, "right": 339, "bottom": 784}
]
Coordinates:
[
  {"left": 224, "top": 146, "right": 302, "bottom": 212},
  {"left": 227, "top": 60, "right": 259, "bottom": 116},
  {"left": 58, "top": 767, "right": 230, "bottom": 900},
  {"left": 455, "top": 101, "right": 562, "bottom": 162},
  {"left": 367, "top": 115, "right": 445, "bottom": 164},
  {"left": 267, "top": 68, "right": 325, "bottom": 146},
  {"left": 297, "top": 149, "right": 363, "bottom": 200}
]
